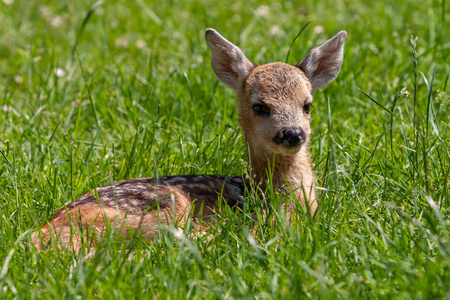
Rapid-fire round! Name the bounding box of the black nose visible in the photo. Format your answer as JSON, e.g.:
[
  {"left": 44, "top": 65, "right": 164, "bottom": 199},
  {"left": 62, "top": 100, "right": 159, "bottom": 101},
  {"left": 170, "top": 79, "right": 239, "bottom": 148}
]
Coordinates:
[{"left": 274, "top": 128, "right": 306, "bottom": 145}]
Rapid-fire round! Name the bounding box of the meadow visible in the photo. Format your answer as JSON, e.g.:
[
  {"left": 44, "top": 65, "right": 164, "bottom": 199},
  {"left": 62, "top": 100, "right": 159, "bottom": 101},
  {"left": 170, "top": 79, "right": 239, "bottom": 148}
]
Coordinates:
[{"left": 0, "top": 0, "right": 449, "bottom": 298}]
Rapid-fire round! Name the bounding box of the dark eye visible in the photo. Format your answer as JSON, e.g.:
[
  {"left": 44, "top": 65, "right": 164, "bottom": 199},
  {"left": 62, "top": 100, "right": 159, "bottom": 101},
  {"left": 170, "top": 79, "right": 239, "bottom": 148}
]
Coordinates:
[
  {"left": 253, "top": 104, "right": 270, "bottom": 116},
  {"left": 303, "top": 103, "right": 311, "bottom": 114}
]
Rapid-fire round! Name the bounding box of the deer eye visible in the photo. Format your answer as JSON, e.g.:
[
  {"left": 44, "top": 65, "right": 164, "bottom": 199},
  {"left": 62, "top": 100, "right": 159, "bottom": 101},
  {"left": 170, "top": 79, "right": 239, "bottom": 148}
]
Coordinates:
[
  {"left": 253, "top": 104, "right": 270, "bottom": 116},
  {"left": 303, "top": 103, "right": 311, "bottom": 114}
]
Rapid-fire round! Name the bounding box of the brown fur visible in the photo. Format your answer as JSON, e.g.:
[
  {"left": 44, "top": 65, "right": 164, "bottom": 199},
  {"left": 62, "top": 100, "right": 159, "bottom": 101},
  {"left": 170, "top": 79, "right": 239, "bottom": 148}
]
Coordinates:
[
  {"left": 240, "top": 63, "right": 316, "bottom": 212},
  {"left": 32, "top": 175, "right": 246, "bottom": 250},
  {"left": 32, "top": 29, "right": 347, "bottom": 251}
]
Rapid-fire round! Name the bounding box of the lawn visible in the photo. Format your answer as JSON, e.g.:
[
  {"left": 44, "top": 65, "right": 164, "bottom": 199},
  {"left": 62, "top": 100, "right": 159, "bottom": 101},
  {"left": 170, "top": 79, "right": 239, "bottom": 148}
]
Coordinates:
[{"left": 0, "top": 0, "right": 449, "bottom": 298}]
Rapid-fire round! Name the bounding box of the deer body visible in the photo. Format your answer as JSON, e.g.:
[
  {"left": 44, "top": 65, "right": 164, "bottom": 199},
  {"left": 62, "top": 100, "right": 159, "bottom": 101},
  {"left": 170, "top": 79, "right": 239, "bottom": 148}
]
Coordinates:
[
  {"left": 32, "top": 28, "right": 347, "bottom": 251},
  {"left": 34, "top": 175, "right": 246, "bottom": 250}
]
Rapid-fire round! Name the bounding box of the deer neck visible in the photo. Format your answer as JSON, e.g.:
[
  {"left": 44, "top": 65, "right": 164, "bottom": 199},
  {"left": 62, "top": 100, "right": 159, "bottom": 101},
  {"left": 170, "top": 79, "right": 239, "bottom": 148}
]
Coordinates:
[{"left": 247, "top": 142, "right": 316, "bottom": 208}]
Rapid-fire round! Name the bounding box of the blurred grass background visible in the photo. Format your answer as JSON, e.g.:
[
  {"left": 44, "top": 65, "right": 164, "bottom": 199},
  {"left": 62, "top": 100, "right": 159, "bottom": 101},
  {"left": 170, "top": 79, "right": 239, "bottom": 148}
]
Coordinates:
[{"left": 0, "top": 0, "right": 449, "bottom": 298}]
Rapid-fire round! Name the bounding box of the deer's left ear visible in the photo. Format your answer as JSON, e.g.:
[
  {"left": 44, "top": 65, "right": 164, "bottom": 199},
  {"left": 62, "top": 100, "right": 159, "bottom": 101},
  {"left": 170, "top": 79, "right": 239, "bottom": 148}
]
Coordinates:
[{"left": 296, "top": 31, "right": 347, "bottom": 91}]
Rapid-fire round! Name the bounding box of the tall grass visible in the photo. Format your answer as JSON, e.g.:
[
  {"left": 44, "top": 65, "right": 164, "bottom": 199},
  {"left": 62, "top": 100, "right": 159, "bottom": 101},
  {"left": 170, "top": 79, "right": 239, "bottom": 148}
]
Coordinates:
[{"left": 0, "top": 0, "right": 448, "bottom": 298}]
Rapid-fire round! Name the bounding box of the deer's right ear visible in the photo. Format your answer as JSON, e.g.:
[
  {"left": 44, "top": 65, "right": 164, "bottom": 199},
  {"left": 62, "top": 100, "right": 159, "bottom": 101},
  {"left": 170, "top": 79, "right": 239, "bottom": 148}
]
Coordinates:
[{"left": 205, "top": 28, "right": 255, "bottom": 90}]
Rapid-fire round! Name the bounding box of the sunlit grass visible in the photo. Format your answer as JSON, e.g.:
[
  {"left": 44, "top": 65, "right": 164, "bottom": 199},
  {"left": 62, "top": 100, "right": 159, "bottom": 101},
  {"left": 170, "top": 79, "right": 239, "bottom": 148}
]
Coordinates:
[{"left": 0, "top": 0, "right": 448, "bottom": 298}]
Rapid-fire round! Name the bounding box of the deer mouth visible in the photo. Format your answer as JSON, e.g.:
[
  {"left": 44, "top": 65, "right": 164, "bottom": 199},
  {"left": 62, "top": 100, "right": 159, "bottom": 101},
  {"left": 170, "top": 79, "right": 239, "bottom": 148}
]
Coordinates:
[{"left": 280, "top": 142, "right": 303, "bottom": 154}]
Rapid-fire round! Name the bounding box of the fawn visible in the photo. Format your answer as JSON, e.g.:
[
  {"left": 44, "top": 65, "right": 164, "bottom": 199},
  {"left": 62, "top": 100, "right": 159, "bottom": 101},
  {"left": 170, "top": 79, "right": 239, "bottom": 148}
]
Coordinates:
[{"left": 32, "top": 28, "right": 347, "bottom": 251}]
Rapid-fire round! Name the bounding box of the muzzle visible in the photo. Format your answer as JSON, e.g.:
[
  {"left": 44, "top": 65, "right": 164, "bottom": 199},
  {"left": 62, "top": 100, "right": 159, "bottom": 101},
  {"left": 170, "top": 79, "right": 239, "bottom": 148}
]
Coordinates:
[{"left": 273, "top": 128, "right": 306, "bottom": 146}]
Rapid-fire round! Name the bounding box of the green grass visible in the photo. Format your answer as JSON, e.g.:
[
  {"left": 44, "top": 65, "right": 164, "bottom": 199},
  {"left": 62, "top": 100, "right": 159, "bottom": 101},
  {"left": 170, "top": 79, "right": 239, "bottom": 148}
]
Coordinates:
[{"left": 0, "top": 0, "right": 449, "bottom": 298}]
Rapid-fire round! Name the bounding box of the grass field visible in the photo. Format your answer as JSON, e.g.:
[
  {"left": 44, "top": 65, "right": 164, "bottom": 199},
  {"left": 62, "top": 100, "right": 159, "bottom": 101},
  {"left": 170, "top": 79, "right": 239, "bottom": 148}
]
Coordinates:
[{"left": 0, "top": 0, "right": 449, "bottom": 298}]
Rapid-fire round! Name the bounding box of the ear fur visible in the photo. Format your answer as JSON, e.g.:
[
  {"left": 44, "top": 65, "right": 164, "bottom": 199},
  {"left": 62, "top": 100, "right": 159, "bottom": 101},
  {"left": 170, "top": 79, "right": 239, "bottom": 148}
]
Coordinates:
[
  {"left": 296, "top": 31, "right": 347, "bottom": 90},
  {"left": 205, "top": 28, "right": 255, "bottom": 90}
]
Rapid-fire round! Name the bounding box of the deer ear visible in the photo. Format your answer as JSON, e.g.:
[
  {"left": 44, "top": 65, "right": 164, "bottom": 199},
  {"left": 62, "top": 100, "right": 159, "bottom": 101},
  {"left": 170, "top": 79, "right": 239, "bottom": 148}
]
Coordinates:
[
  {"left": 296, "top": 31, "right": 347, "bottom": 91},
  {"left": 205, "top": 28, "right": 255, "bottom": 90}
]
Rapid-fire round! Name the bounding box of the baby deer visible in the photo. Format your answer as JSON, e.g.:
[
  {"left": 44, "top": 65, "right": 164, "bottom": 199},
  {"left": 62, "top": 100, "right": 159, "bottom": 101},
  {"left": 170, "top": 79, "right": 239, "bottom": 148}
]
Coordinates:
[{"left": 32, "top": 28, "right": 347, "bottom": 251}]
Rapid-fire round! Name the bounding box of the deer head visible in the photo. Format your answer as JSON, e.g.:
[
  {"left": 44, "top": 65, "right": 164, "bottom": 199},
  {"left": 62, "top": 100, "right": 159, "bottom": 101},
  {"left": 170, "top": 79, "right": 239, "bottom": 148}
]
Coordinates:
[{"left": 205, "top": 28, "right": 347, "bottom": 205}]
